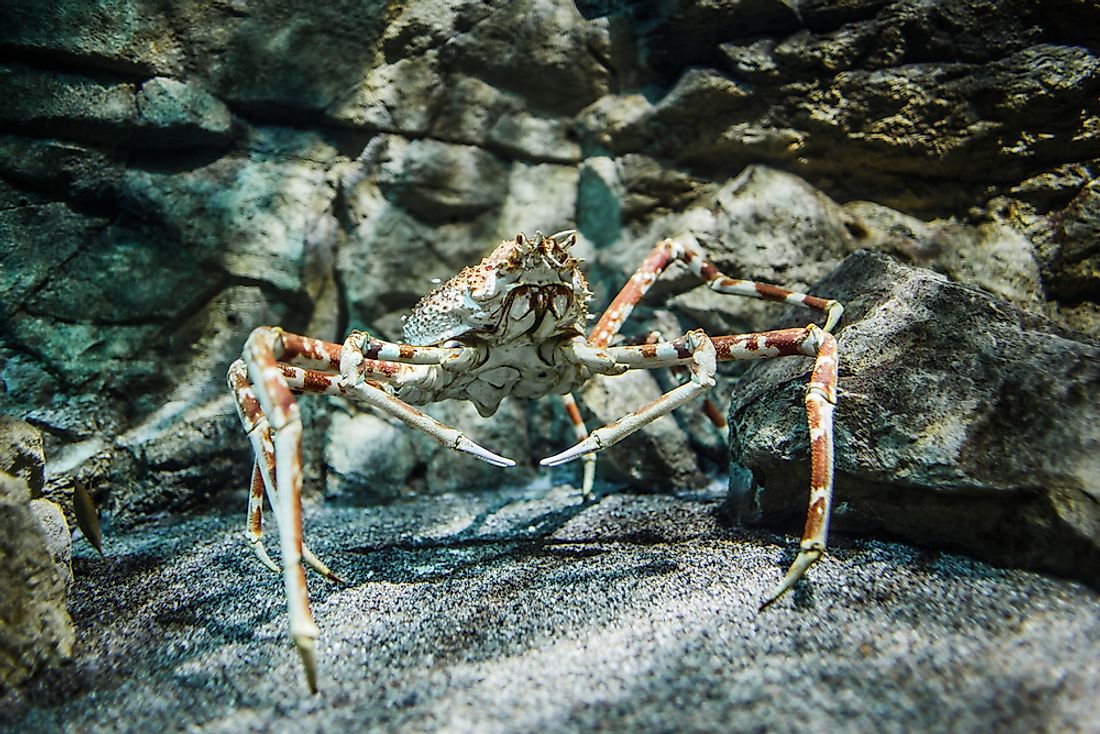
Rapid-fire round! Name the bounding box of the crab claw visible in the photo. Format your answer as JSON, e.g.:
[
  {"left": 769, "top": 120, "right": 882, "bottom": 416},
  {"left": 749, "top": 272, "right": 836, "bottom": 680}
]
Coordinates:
[
  {"left": 540, "top": 435, "right": 603, "bottom": 467},
  {"left": 454, "top": 436, "right": 516, "bottom": 467}
]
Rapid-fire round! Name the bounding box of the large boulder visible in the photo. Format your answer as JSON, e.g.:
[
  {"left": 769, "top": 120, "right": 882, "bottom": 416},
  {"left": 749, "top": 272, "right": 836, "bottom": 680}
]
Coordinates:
[{"left": 727, "top": 251, "right": 1100, "bottom": 585}]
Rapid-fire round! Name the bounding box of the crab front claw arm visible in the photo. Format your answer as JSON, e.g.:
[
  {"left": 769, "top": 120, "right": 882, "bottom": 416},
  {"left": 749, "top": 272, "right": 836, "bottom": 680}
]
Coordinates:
[
  {"left": 343, "top": 379, "right": 515, "bottom": 468},
  {"left": 543, "top": 330, "right": 718, "bottom": 467}
]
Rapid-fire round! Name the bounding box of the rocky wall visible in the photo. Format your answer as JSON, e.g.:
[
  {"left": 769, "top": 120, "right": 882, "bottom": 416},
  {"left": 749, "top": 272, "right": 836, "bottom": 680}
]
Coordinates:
[{"left": 0, "top": 1, "right": 1098, "bottom": 584}]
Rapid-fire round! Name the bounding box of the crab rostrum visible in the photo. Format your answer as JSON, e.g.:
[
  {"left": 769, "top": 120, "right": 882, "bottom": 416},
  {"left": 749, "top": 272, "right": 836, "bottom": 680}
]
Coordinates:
[{"left": 228, "top": 230, "right": 843, "bottom": 692}]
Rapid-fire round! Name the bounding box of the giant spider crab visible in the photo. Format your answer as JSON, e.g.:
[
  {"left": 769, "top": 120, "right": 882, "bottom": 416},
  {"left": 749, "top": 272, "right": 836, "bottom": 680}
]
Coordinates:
[{"left": 228, "top": 230, "right": 842, "bottom": 692}]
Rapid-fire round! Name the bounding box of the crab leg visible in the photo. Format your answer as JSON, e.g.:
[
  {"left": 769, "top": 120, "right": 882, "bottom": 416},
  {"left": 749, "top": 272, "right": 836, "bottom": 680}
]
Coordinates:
[
  {"left": 228, "top": 359, "right": 345, "bottom": 580},
  {"left": 544, "top": 330, "right": 717, "bottom": 464},
  {"left": 343, "top": 330, "right": 480, "bottom": 370},
  {"left": 759, "top": 326, "right": 838, "bottom": 607},
  {"left": 558, "top": 392, "right": 596, "bottom": 500},
  {"left": 238, "top": 329, "right": 320, "bottom": 692},
  {"left": 556, "top": 324, "right": 839, "bottom": 605},
  {"left": 341, "top": 378, "right": 515, "bottom": 467},
  {"left": 590, "top": 236, "right": 843, "bottom": 347},
  {"left": 246, "top": 460, "right": 280, "bottom": 573}
]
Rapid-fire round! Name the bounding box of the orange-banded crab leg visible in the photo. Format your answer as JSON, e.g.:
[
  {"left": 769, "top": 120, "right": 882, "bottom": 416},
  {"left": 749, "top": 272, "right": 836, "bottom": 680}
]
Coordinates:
[
  {"left": 557, "top": 392, "right": 596, "bottom": 500},
  {"left": 581, "top": 234, "right": 841, "bottom": 603},
  {"left": 546, "top": 329, "right": 718, "bottom": 463},
  {"left": 228, "top": 359, "right": 346, "bottom": 581},
  {"left": 589, "top": 236, "right": 843, "bottom": 347},
  {"left": 556, "top": 324, "right": 839, "bottom": 605},
  {"left": 234, "top": 327, "right": 321, "bottom": 692},
  {"left": 231, "top": 326, "right": 432, "bottom": 692},
  {"left": 339, "top": 332, "right": 515, "bottom": 467},
  {"left": 345, "top": 329, "right": 481, "bottom": 370}
]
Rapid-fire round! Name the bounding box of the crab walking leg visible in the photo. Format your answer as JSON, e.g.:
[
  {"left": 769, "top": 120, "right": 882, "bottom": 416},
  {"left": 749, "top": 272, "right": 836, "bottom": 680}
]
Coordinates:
[
  {"left": 228, "top": 361, "right": 282, "bottom": 571},
  {"left": 240, "top": 331, "right": 321, "bottom": 693},
  {"left": 228, "top": 360, "right": 345, "bottom": 582},
  {"left": 344, "top": 330, "right": 480, "bottom": 370},
  {"left": 562, "top": 324, "right": 840, "bottom": 604},
  {"left": 557, "top": 392, "right": 596, "bottom": 500},
  {"left": 589, "top": 237, "right": 843, "bottom": 349},
  {"left": 543, "top": 331, "right": 718, "bottom": 465},
  {"left": 760, "top": 327, "right": 839, "bottom": 607},
  {"left": 248, "top": 422, "right": 347, "bottom": 583},
  {"left": 247, "top": 460, "right": 280, "bottom": 573},
  {"left": 342, "top": 379, "right": 516, "bottom": 467}
]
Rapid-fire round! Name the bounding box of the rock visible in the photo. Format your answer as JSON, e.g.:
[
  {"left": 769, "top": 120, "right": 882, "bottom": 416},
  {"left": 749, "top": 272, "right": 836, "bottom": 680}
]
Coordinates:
[
  {"left": 372, "top": 136, "right": 510, "bottom": 225},
  {"left": 0, "top": 472, "right": 74, "bottom": 690},
  {"left": 28, "top": 499, "right": 73, "bottom": 596},
  {"left": 0, "top": 66, "right": 235, "bottom": 150},
  {"left": 324, "top": 410, "right": 419, "bottom": 503},
  {"left": 1041, "top": 179, "right": 1100, "bottom": 302},
  {"left": 0, "top": 65, "right": 137, "bottom": 140},
  {"left": 0, "top": 416, "right": 45, "bottom": 497},
  {"left": 2, "top": 0, "right": 1100, "bottom": 536},
  {"left": 0, "top": 0, "right": 185, "bottom": 75},
  {"left": 444, "top": 0, "right": 611, "bottom": 114},
  {"left": 727, "top": 251, "right": 1100, "bottom": 586},
  {"left": 329, "top": 53, "right": 443, "bottom": 134},
  {"left": 134, "top": 77, "right": 235, "bottom": 148}
]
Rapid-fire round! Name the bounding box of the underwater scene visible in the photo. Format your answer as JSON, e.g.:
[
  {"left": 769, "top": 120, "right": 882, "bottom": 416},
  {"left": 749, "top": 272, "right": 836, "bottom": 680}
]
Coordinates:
[{"left": 1, "top": 0, "right": 1098, "bottom": 731}]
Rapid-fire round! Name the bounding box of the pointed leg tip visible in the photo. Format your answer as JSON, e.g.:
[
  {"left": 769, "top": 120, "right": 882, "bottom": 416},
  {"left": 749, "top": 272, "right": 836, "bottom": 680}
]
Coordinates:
[
  {"left": 294, "top": 634, "right": 320, "bottom": 694},
  {"left": 302, "top": 546, "right": 347, "bottom": 584},
  {"left": 251, "top": 541, "right": 281, "bottom": 574},
  {"left": 758, "top": 547, "right": 823, "bottom": 611}
]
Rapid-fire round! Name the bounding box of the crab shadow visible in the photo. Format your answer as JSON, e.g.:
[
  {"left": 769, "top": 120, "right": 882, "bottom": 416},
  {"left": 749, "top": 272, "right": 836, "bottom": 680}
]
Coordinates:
[{"left": 339, "top": 489, "right": 686, "bottom": 586}]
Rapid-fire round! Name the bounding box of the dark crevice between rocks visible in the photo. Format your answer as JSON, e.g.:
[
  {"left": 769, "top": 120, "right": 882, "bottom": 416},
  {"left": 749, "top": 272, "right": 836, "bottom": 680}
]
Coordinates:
[
  {"left": 329, "top": 178, "right": 355, "bottom": 341},
  {"left": 0, "top": 44, "right": 156, "bottom": 83},
  {"left": 0, "top": 119, "right": 241, "bottom": 169},
  {"left": 0, "top": 175, "right": 121, "bottom": 221}
]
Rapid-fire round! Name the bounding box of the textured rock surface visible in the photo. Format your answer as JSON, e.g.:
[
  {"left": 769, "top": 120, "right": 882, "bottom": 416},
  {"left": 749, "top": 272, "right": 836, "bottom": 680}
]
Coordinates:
[
  {"left": 0, "top": 489, "right": 1097, "bottom": 732},
  {"left": 728, "top": 251, "right": 1100, "bottom": 585},
  {"left": 0, "top": 416, "right": 45, "bottom": 498},
  {"left": 28, "top": 499, "right": 74, "bottom": 597},
  {"left": 0, "top": 0, "right": 1098, "bottom": 560},
  {"left": 0, "top": 472, "right": 75, "bottom": 690}
]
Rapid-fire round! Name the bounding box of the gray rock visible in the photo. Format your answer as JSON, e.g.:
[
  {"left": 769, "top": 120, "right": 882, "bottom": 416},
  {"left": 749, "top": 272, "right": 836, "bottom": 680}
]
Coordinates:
[
  {"left": 0, "top": 65, "right": 137, "bottom": 142},
  {"left": 0, "top": 0, "right": 185, "bottom": 75},
  {"left": 28, "top": 499, "right": 73, "bottom": 596},
  {"left": 372, "top": 137, "right": 510, "bottom": 224},
  {"left": 727, "top": 251, "right": 1100, "bottom": 586},
  {"left": 324, "top": 410, "right": 420, "bottom": 503},
  {"left": 0, "top": 416, "right": 45, "bottom": 497},
  {"left": 1041, "top": 180, "right": 1100, "bottom": 302},
  {"left": 443, "top": 0, "right": 611, "bottom": 114},
  {"left": 0, "top": 472, "right": 74, "bottom": 690},
  {"left": 134, "top": 77, "right": 235, "bottom": 147},
  {"left": 330, "top": 52, "right": 443, "bottom": 134},
  {"left": 0, "top": 66, "right": 235, "bottom": 150}
]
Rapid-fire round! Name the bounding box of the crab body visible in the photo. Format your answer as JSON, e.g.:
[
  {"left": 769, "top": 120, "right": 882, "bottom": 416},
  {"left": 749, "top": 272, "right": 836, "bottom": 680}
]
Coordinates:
[
  {"left": 393, "top": 232, "right": 596, "bottom": 416},
  {"left": 228, "top": 229, "right": 844, "bottom": 693}
]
